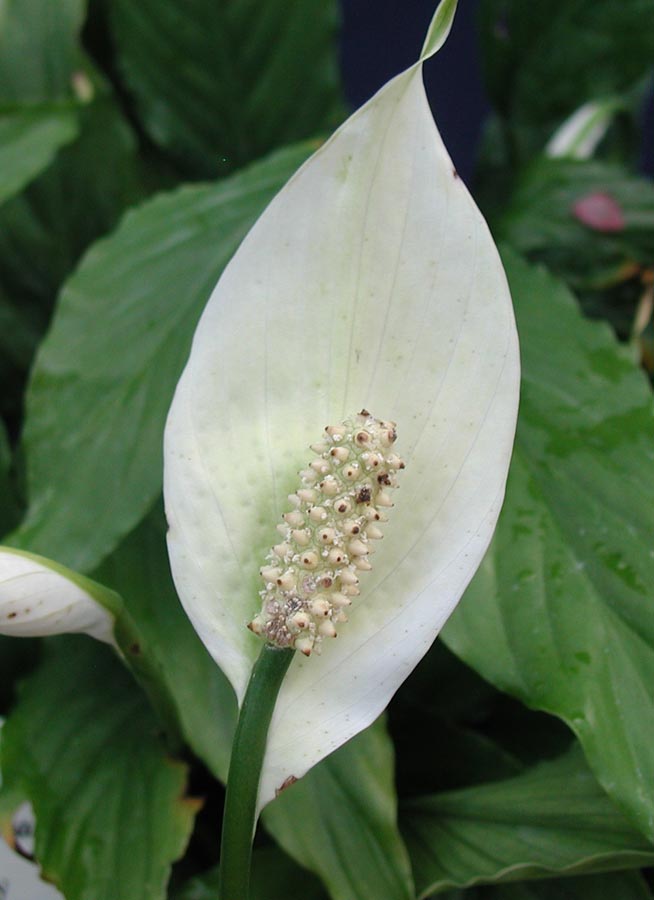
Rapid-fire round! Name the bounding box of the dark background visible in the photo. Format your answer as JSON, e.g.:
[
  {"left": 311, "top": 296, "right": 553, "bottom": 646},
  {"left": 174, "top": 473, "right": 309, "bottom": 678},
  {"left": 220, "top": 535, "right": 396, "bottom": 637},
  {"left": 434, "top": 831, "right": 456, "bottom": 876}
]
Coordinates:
[
  {"left": 340, "top": 0, "right": 487, "bottom": 185},
  {"left": 340, "top": 0, "right": 653, "bottom": 181}
]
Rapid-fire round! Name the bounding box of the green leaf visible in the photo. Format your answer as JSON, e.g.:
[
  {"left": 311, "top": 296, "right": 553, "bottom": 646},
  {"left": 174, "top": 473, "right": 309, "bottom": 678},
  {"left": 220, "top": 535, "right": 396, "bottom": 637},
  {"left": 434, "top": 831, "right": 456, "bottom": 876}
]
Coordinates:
[
  {"left": 262, "top": 718, "right": 415, "bottom": 900},
  {"left": 1, "top": 528, "right": 225, "bottom": 763},
  {"left": 390, "top": 640, "right": 524, "bottom": 797},
  {"left": 0, "top": 95, "right": 145, "bottom": 422},
  {"left": 402, "top": 745, "right": 654, "bottom": 898},
  {"left": 0, "top": 421, "right": 38, "bottom": 704},
  {"left": 435, "top": 871, "right": 653, "bottom": 900},
  {"left": 10, "top": 142, "right": 312, "bottom": 572},
  {"left": 0, "top": 637, "right": 197, "bottom": 900},
  {"left": 0, "top": 7, "right": 141, "bottom": 415},
  {"left": 0, "top": 292, "right": 45, "bottom": 422},
  {"left": 174, "top": 846, "right": 327, "bottom": 900},
  {"left": 497, "top": 158, "right": 654, "bottom": 288},
  {"left": 94, "top": 505, "right": 237, "bottom": 780},
  {"left": 0, "top": 95, "right": 144, "bottom": 310},
  {"left": 390, "top": 639, "right": 573, "bottom": 785},
  {"left": 0, "top": 636, "right": 40, "bottom": 713},
  {"left": 479, "top": 0, "right": 654, "bottom": 158},
  {"left": 109, "top": 0, "right": 343, "bottom": 176},
  {"left": 0, "top": 108, "right": 78, "bottom": 207},
  {"left": 0, "top": 0, "right": 86, "bottom": 102},
  {"left": 442, "top": 250, "right": 654, "bottom": 840},
  {"left": 0, "top": 419, "right": 19, "bottom": 538},
  {"left": 395, "top": 715, "right": 522, "bottom": 799}
]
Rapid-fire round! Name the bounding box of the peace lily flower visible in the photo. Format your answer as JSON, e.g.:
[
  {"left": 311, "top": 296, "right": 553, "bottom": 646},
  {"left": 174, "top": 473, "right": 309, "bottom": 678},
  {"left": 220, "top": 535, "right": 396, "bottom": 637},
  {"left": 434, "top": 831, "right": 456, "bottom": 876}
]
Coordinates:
[
  {"left": 164, "top": 0, "right": 520, "bottom": 811},
  {"left": 0, "top": 546, "right": 117, "bottom": 645}
]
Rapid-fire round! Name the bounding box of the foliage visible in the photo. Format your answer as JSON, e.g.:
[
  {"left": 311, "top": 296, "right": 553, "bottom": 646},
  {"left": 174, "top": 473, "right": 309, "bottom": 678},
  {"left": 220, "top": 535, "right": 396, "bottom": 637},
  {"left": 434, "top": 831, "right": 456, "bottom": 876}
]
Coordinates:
[{"left": 0, "top": 1, "right": 652, "bottom": 899}]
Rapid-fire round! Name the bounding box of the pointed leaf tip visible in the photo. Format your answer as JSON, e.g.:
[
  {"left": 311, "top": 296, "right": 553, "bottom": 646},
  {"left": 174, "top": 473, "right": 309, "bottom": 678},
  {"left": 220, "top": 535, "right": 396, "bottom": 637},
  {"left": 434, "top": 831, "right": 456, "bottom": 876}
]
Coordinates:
[{"left": 420, "top": 0, "right": 459, "bottom": 61}]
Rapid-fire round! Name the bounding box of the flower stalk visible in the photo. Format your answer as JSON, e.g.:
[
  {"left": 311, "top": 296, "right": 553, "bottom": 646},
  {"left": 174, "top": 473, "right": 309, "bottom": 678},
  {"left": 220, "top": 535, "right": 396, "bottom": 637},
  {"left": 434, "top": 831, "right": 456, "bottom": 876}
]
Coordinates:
[
  {"left": 218, "top": 643, "right": 294, "bottom": 900},
  {"left": 219, "top": 411, "right": 404, "bottom": 896}
]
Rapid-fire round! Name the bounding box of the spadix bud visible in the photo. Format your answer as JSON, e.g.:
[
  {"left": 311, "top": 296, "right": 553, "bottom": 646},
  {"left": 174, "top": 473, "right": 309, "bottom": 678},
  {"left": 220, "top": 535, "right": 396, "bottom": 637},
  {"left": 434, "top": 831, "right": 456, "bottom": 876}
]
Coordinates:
[
  {"left": 297, "top": 488, "right": 317, "bottom": 503},
  {"left": 248, "top": 411, "right": 404, "bottom": 654},
  {"left": 260, "top": 566, "right": 281, "bottom": 583},
  {"left": 330, "top": 446, "right": 350, "bottom": 463}
]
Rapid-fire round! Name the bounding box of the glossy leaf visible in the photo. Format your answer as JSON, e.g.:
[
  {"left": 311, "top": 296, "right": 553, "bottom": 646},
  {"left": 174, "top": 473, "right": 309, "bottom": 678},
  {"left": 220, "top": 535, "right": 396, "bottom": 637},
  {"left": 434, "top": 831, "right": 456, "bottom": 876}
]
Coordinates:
[
  {"left": 263, "top": 718, "right": 414, "bottom": 900},
  {"left": 109, "top": 0, "right": 343, "bottom": 176},
  {"left": 1, "top": 638, "right": 197, "bottom": 900},
  {"left": 436, "top": 871, "right": 653, "bottom": 900},
  {"left": 0, "top": 0, "right": 86, "bottom": 103},
  {"left": 0, "top": 546, "right": 118, "bottom": 644},
  {"left": 174, "top": 846, "right": 327, "bottom": 900},
  {"left": 0, "top": 638, "right": 40, "bottom": 714},
  {"left": 0, "top": 420, "right": 20, "bottom": 539},
  {"left": 443, "top": 250, "right": 654, "bottom": 840},
  {"left": 402, "top": 746, "right": 654, "bottom": 897},
  {"left": 0, "top": 109, "right": 78, "bottom": 207},
  {"left": 0, "top": 0, "right": 140, "bottom": 367},
  {"left": 0, "top": 95, "right": 145, "bottom": 424},
  {"left": 11, "top": 143, "right": 313, "bottom": 572},
  {"left": 164, "top": 0, "right": 519, "bottom": 808},
  {"left": 0, "top": 95, "right": 144, "bottom": 310},
  {"left": 389, "top": 640, "right": 524, "bottom": 797}
]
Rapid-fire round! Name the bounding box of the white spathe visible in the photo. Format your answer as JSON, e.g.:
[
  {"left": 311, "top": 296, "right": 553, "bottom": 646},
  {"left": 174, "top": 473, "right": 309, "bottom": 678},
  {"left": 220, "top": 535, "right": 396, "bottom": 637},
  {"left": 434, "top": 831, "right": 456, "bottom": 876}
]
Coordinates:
[
  {"left": 545, "top": 98, "right": 619, "bottom": 160},
  {"left": 0, "top": 547, "right": 116, "bottom": 645},
  {"left": 164, "top": 0, "right": 520, "bottom": 810}
]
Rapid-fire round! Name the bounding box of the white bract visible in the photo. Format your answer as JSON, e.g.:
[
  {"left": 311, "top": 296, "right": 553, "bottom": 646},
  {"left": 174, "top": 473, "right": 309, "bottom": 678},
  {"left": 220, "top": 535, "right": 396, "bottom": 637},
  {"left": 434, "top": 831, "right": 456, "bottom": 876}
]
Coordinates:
[
  {"left": 164, "top": 0, "right": 520, "bottom": 810},
  {"left": 545, "top": 98, "right": 620, "bottom": 160},
  {"left": 0, "top": 547, "right": 117, "bottom": 645}
]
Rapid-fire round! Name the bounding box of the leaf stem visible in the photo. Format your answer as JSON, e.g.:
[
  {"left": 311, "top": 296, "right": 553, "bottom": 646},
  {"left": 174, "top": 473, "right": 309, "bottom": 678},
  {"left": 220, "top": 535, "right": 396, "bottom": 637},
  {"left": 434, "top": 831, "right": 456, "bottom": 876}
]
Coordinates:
[
  {"left": 218, "top": 643, "right": 295, "bottom": 900},
  {"left": 113, "top": 608, "right": 183, "bottom": 754}
]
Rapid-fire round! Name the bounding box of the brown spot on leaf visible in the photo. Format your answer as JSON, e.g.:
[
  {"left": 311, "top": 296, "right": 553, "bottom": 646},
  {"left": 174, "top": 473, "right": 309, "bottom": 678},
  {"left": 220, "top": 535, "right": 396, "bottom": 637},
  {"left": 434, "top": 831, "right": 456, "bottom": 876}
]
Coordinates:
[{"left": 275, "top": 775, "right": 298, "bottom": 796}]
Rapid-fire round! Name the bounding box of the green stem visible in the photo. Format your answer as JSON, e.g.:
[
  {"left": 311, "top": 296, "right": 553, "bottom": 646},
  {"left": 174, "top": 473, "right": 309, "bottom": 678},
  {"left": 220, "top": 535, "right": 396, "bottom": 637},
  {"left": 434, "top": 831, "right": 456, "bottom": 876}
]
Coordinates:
[{"left": 218, "top": 643, "right": 295, "bottom": 900}]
